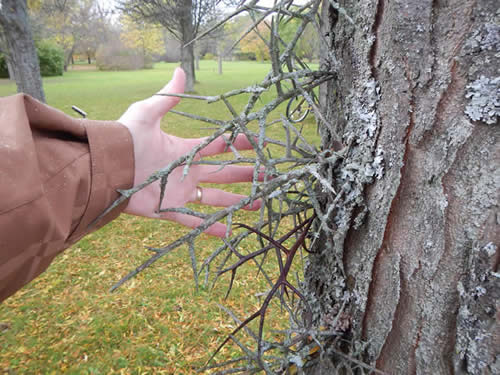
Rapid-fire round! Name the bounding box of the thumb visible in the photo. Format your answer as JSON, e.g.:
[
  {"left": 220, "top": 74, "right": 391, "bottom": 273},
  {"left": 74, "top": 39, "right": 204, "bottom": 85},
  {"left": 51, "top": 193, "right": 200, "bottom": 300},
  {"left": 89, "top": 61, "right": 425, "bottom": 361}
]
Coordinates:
[{"left": 146, "top": 67, "right": 186, "bottom": 118}]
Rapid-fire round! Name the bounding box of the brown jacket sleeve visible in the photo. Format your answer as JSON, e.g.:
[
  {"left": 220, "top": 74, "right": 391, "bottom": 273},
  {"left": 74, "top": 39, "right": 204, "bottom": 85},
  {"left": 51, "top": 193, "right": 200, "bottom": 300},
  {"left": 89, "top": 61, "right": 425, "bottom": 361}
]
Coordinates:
[{"left": 0, "top": 94, "right": 134, "bottom": 302}]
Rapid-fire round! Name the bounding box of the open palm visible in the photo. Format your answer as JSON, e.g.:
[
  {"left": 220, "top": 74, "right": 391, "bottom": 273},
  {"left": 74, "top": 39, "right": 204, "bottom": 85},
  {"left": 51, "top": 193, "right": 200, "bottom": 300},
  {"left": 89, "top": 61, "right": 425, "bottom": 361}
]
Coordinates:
[{"left": 118, "top": 68, "right": 261, "bottom": 237}]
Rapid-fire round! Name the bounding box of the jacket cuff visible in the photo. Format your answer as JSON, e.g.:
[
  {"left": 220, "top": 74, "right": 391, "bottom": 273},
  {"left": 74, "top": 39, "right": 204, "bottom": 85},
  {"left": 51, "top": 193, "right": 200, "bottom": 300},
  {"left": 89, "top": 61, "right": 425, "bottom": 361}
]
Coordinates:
[{"left": 69, "top": 120, "right": 134, "bottom": 241}]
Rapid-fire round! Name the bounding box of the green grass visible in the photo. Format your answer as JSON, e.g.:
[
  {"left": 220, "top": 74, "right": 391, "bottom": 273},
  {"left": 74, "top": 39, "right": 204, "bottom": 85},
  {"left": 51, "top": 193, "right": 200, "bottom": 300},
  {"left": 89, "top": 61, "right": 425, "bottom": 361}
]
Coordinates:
[{"left": 0, "top": 61, "right": 320, "bottom": 374}]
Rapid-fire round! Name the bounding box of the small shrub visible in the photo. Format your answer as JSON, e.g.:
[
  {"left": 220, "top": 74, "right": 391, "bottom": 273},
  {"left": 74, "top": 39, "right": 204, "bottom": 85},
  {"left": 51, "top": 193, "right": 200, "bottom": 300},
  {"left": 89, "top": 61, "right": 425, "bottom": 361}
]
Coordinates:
[
  {"left": 0, "top": 54, "right": 9, "bottom": 78},
  {"left": 0, "top": 43, "right": 64, "bottom": 79},
  {"left": 203, "top": 53, "right": 215, "bottom": 60},
  {"left": 37, "top": 41, "right": 64, "bottom": 76},
  {"left": 96, "top": 42, "right": 149, "bottom": 71},
  {"left": 233, "top": 51, "right": 256, "bottom": 61}
]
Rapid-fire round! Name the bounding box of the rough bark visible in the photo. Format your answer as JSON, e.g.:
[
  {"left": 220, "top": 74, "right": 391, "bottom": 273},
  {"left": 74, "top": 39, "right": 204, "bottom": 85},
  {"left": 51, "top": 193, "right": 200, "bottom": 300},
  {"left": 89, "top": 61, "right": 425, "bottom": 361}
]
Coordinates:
[
  {"left": 305, "top": 0, "right": 499, "bottom": 374},
  {"left": 0, "top": 0, "right": 45, "bottom": 102},
  {"left": 64, "top": 45, "right": 75, "bottom": 72},
  {"left": 181, "top": 37, "right": 195, "bottom": 92},
  {"left": 180, "top": 0, "right": 195, "bottom": 91}
]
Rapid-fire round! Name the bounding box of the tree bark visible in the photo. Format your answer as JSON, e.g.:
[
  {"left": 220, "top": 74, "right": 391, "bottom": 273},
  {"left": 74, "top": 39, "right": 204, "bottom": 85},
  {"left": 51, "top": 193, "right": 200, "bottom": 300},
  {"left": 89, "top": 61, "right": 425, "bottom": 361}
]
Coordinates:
[
  {"left": 181, "top": 39, "right": 195, "bottom": 92},
  {"left": 0, "top": 0, "right": 45, "bottom": 102},
  {"left": 64, "top": 45, "right": 75, "bottom": 72},
  {"left": 180, "top": 0, "right": 196, "bottom": 92},
  {"left": 305, "top": 0, "right": 499, "bottom": 374},
  {"left": 318, "top": 0, "right": 334, "bottom": 112}
]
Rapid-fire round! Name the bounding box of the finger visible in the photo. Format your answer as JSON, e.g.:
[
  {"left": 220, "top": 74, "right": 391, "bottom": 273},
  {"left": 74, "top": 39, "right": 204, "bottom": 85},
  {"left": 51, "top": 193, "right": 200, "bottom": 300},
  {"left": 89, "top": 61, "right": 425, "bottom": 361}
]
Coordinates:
[
  {"left": 189, "top": 134, "right": 258, "bottom": 157},
  {"left": 144, "top": 67, "right": 186, "bottom": 119},
  {"left": 199, "top": 165, "right": 265, "bottom": 184},
  {"left": 192, "top": 187, "right": 262, "bottom": 211},
  {"left": 161, "top": 211, "right": 229, "bottom": 238}
]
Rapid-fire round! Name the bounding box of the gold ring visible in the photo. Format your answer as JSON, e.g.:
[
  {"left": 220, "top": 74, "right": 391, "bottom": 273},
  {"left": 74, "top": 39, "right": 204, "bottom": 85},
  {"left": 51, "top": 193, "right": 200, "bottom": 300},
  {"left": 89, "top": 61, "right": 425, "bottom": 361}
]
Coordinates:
[{"left": 195, "top": 186, "right": 203, "bottom": 203}]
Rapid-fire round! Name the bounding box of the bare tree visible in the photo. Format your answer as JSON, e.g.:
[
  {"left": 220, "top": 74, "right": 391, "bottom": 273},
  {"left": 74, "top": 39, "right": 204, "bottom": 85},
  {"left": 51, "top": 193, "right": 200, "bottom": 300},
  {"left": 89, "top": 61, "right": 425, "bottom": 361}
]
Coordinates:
[
  {"left": 75, "top": 2, "right": 113, "bottom": 64},
  {"left": 0, "top": 0, "right": 45, "bottom": 101},
  {"left": 35, "top": 0, "right": 108, "bottom": 70},
  {"left": 118, "top": 0, "right": 229, "bottom": 91}
]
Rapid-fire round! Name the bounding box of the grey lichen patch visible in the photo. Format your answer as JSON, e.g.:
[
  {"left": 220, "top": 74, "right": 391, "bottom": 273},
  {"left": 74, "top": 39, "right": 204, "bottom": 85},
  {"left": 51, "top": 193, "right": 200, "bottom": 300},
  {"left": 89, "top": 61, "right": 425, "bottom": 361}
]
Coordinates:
[
  {"left": 304, "top": 73, "right": 383, "bottom": 335},
  {"left": 464, "top": 23, "right": 500, "bottom": 53},
  {"left": 454, "top": 242, "right": 499, "bottom": 374},
  {"left": 367, "top": 148, "right": 385, "bottom": 181},
  {"left": 464, "top": 76, "right": 500, "bottom": 125},
  {"left": 481, "top": 23, "right": 500, "bottom": 51}
]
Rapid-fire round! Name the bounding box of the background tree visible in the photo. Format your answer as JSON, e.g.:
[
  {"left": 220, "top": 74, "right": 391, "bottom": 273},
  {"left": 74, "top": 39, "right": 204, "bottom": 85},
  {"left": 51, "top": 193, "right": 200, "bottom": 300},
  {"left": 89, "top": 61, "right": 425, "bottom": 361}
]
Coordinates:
[
  {"left": 0, "top": 0, "right": 45, "bottom": 101},
  {"left": 0, "top": 25, "right": 13, "bottom": 78},
  {"left": 303, "top": 0, "right": 499, "bottom": 373},
  {"left": 239, "top": 21, "right": 270, "bottom": 62},
  {"left": 280, "top": 18, "right": 318, "bottom": 62},
  {"left": 213, "top": 24, "right": 230, "bottom": 74},
  {"left": 118, "top": 0, "right": 230, "bottom": 92},
  {"left": 120, "top": 14, "right": 165, "bottom": 66},
  {"left": 35, "top": 0, "right": 107, "bottom": 70},
  {"left": 73, "top": 2, "right": 113, "bottom": 64},
  {"left": 197, "top": 16, "right": 231, "bottom": 74}
]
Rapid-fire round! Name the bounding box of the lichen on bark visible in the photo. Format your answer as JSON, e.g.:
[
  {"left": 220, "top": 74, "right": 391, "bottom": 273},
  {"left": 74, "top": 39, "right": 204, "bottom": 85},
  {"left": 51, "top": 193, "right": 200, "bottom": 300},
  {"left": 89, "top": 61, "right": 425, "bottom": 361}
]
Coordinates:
[
  {"left": 304, "top": 0, "right": 499, "bottom": 374},
  {"left": 464, "top": 76, "right": 499, "bottom": 125},
  {"left": 454, "top": 242, "right": 500, "bottom": 374}
]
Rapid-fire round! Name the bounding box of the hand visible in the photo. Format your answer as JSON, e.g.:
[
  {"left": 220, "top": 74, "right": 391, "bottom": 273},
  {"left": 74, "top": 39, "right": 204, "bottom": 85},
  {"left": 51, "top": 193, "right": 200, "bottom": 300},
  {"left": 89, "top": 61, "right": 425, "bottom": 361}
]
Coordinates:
[{"left": 118, "top": 68, "right": 261, "bottom": 238}]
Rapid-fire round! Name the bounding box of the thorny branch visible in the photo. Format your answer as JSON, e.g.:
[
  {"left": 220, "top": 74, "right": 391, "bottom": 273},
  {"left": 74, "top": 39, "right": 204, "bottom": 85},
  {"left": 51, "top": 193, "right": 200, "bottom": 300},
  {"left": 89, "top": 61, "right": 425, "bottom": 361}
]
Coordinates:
[{"left": 90, "top": 0, "right": 381, "bottom": 374}]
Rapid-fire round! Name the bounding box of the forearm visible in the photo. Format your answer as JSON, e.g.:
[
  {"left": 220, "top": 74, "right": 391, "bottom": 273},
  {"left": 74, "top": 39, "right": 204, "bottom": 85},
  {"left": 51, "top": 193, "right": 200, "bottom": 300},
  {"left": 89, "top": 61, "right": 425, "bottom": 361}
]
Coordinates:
[{"left": 0, "top": 94, "right": 134, "bottom": 302}]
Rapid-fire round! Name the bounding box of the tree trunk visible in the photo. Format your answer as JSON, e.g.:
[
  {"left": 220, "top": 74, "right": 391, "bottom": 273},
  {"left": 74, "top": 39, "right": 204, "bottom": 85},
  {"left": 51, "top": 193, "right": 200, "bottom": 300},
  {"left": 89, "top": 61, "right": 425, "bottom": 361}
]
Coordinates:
[
  {"left": 180, "top": 0, "right": 195, "bottom": 92},
  {"left": 181, "top": 40, "right": 195, "bottom": 92},
  {"left": 64, "top": 46, "right": 75, "bottom": 72},
  {"left": 195, "top": 54, "right": 200, "bottom": 70},
  {"left": 318, "top": 0, "right": 332, "bottom": 111},
  {"left": 0, "top": 0, "right": 45, "bottom": 102},
  {"left": 305, "top": 0, "right": 499, "bottom": 374}
]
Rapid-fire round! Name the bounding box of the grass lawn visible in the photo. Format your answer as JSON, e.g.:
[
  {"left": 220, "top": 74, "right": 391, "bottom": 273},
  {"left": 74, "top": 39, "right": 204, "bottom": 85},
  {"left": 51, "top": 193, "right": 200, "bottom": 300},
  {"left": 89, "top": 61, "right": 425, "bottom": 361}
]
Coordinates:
[{"left": 0, "top": 61, "right": 320, "bottom": 374}]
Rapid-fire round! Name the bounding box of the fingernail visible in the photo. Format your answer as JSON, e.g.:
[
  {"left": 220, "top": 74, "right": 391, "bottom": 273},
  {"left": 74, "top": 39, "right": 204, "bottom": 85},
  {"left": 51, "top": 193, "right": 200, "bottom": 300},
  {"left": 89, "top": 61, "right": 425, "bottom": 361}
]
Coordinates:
[{"left": 245, "top": 200, "right": 262, "bottom": 210}]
